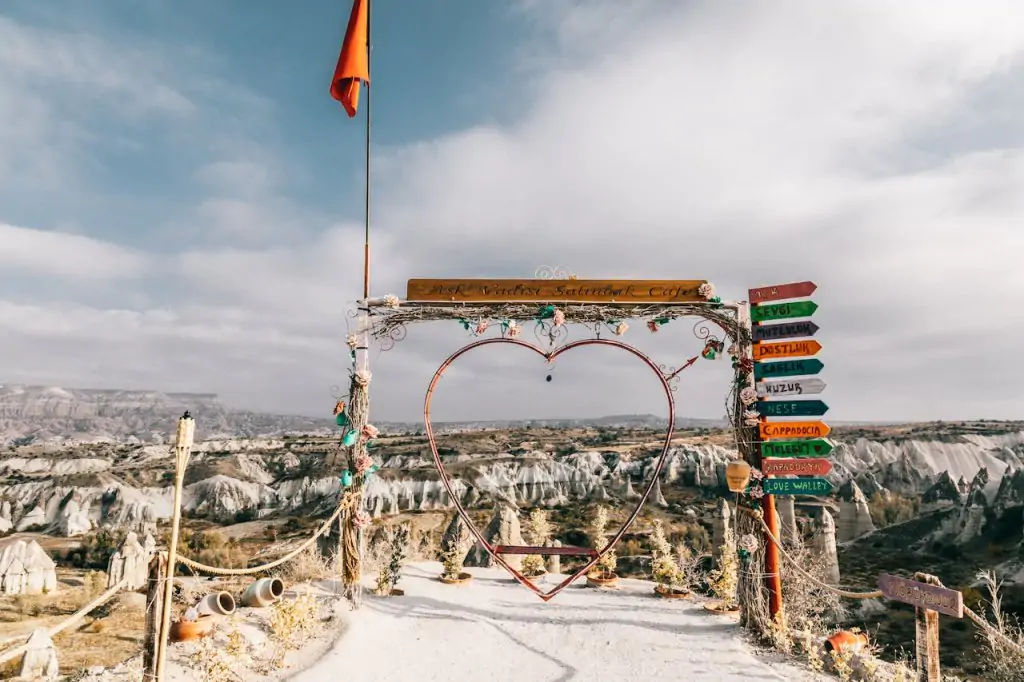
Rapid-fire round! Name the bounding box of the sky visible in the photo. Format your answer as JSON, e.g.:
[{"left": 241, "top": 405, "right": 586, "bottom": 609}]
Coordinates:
[{"left": 1, "top": 0, "right": 1022, "bottom": 425}]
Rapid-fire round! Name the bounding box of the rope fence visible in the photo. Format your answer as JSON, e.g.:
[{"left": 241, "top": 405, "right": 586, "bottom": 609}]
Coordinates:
[{"left": 740, "top": 506, "right": 1024, "bottom": 659}]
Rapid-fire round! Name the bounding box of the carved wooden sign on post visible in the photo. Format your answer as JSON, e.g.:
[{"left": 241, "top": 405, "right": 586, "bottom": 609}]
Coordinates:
[
  {"left": 878, "top": 573, "right": 961, "bottom": 682},
  {"left": 406, "top": 279, "right": 709, "bottom": 303}
]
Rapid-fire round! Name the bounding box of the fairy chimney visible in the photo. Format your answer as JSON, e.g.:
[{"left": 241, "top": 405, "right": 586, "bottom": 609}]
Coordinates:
[
  {"left": 712, "top": 498, "right": 734, "bottom": 568},
  {"left": 812, "top": 510, "right": 841, "bottom": 585},
  {"left": 776, "top": 495, "right": 798, "bottom": 544},
  {"left": 650, "top": 477, "right": 669, "bottom": 508},
  {"left": 464, "top": 504, "right": 525, "bottom": 570},
  {"left": 837, "top": 480, "right": 875, "bottom": 542},
  {"left": 107, "top": 531, "right": 149, "bottom": 590}
]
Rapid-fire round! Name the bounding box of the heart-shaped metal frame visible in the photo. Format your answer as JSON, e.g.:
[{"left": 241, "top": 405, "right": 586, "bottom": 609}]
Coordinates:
[{"left": 423, "top": 337, "right": 677, "bottom": 601}]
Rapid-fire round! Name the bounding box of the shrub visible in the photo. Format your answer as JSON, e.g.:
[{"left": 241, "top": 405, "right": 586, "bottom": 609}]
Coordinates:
[
  {"left": 650, "top": 520, "right": 682, "bottom": 588},
  {"left": 375, "top": 524, "right": 410, "bottom": 595},
  {"left": 587, "top": 506, "right": 616, "bottom": 575},
  {"left": 521, "top": 508, "right": 551, "bottom": 577}
]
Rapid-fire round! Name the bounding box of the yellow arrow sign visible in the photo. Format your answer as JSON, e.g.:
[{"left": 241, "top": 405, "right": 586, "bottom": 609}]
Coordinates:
[
  {"left": 759, "top": 421, "right": 831, "bottom": 440},
  {"left": 752, "top": 339, "right": 822, "bottom": 361}
]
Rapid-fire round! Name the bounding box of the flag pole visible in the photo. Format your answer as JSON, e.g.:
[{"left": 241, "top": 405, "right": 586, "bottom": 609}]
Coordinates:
[{"left": 361, "top": 0, "right": 371, "bottom": 305}]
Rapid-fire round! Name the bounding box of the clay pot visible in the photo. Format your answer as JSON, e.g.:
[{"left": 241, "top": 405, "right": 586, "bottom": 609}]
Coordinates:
[
  {"left": 586, "top": 571, "right": 619, "bottom": 588},
  {"left": 389, "top": 588, "right": 405, "bottom": 596},
  {"left": 195, "top": 591, "right": 236, "bottom": 617},
  {"left": 170, "top": 614, "right": 215, "bottom": 642},
  {"left": 725, "top": 460, "right": 752, "bottom": 493},
  {"left": 825, "top": 630, "right": 869, "bottom": 655},
  {"left": 438, "top": 572, "right": 472, "bottom": 585},
  {"left": 240, "top": 578, "right": 284, "bottom": 607},
  {"left": 654, "top": 585, "right": 690, "bottom": 599}
]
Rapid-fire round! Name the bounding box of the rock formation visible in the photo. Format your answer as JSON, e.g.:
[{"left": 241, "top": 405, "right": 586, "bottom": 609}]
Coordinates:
[
  {"left": 0, "top": 539, "right": 57, "bottom": 595},
  {"left": 837, "top": 480, "right": 875, "bottom": 542},
  {"left": 650, "top": 477, "right": 668, "bottom": 508},
  {"left": 17, "top": 629, "right": 59, "bottom": 680},
  {"left": 812, "top": 510, "right": 841, "bottom": 585},
  {"left": 545, "top": 540, "right": 562, "bottom": 574},
  {"left": 776, "top": 495, "right": 798, "bottom": 544},
  {"left": 107, "top": 531, "right": 152, "bottom": 590},
  {"left": 711, "top": 498, "right": 733, "bottom": 568},
  {"left": 921, "top": 471, "right": 962, "bottom": 513},
  {"left": 465, "top": 505, "right": 525, "bottom": 570}
]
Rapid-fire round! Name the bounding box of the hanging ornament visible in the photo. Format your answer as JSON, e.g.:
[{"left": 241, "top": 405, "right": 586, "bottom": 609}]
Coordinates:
[
  {"left": 739, "top": 387, "right": 758, "bottom": 405},
  {"left": 345, "top": 334, "right": 358, "bottom": 350},
  {"left": 361, "top": 423, "right": 380, "bottom": 440},
  {"left": 613, "top": 321, "right": 628, "bottom": 336},
  {"left": 725, "top": 459, "right": 752, "bottom": 492},
  {"left": 354, "top": 369, "right": 372, "bottom": 386},
  {"left": 698, "top": 282, "right": 716, "bottom": 300},
  {"left": 341, "top": 470, "right": 353, "bottom": 487},
  {"left": 353, "top": 509, "right": 371, "bottom": 528},
  {"left": 342, "top": 429, "right": 358, "bottom": 447},
  {"left": 335, "top": 412, "right": 350, "bottom": 427},
  {"left": 474, "top": 319, "right": 490, "bottom": 336},
  {"left": 382, "top": 294, "right": 401, "bottom": 309},
  {"left": 552, "top": 308, "right": 565, "bottom": 327},
  {"left": 537, "top": 305, "right": 555, "bottom": 320}
]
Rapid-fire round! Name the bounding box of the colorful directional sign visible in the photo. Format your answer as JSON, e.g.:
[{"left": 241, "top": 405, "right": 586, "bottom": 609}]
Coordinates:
[
  {"left": 753, "top": 358, "right": 824, "bottom": 381},
  {"left": 748, "top": 281, "right": 817, "bottom": 303},
  {"left": 878, "top": 574, "right": 964, "bottom": 618},
  {"left": 763, "top": 477, "right": 834, "bottom": 495},
  {"left": 752, "top": 339, "right": 822, "bottom": 361},
  {"left": 756, "top": 377, "right": 826, "bottom": 398},
  {"left": 760, "top": 438, "right": 835, "bottom": 458},
  {"left": 762, "top": 458, "right": 833, "bottom": 476},
  {"left": 755, "top": 400, "right": 829, "bottom": 418},
  {"left": 759, "top": 420, "right": 831, "bottom": 440},
  {"left": 752, "top": 320, "right": 820, "bottom": 342},
  {"left": 751, "top": 300, "right": 818, "bottom": 323}
]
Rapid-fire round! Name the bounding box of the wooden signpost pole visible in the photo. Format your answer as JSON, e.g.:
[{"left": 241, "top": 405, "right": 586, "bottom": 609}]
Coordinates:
[{"left": 878, "top": 572, "right": 962, "bottom": 682}]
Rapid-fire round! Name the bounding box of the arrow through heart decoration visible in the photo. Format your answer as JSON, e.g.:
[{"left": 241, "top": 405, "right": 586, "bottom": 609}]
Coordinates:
[{"left": 423, "top": 337, "right": 678, "bottom": 602}]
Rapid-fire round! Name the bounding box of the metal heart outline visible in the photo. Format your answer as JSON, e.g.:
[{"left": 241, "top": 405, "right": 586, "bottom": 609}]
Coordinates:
[{"left": 423, "top": 337, "right": 677, "bottom": 601}]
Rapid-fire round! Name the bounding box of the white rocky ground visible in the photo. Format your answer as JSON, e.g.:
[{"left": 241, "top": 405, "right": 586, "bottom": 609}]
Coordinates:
[{"left": 296, "top": 562, "right": 825, "bottom": 682}]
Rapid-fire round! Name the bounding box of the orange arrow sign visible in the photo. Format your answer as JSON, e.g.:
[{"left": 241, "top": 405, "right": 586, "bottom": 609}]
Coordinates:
[
  {"left": 752, "top": 339, "right": 822, "bottom": 361},
  {"left": 762, "top": 458, "right": 833, "bottom": 476},
  {"left": 759, "top": 421, "right": 831, "bottom": 440}
]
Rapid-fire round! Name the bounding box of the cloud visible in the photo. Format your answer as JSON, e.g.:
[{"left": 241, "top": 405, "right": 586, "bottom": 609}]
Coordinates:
[
  {"left": 0, "top": 223, "right": 149, "bottom": 281},
  {"left": 1, "top": 1, "right": 1023, "bottom": 422}
]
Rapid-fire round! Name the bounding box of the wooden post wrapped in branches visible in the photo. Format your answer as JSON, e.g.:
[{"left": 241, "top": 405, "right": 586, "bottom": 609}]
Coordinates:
[
  {"left": 341, "top": 372, "right": 370, "bottom": 605},
  {"left": 142, "top": 552, "right": 167, "bottom": 681}
]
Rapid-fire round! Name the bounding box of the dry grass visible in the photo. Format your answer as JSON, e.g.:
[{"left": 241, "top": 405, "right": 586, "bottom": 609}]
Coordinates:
[
  {"left": 279, "top": 547, "right": 334, "bottom": 585},
  {"left": 974, "top": 569, "right": 1024, "bottom": 682}
]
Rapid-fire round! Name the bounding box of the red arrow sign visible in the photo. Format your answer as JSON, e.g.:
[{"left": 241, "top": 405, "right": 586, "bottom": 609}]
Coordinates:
[
  {"left": 762, "top": 458, "right": 833, "bottom": 476},
  {"left": 748, "top": 281, "right": 817, "bottom": 303}
]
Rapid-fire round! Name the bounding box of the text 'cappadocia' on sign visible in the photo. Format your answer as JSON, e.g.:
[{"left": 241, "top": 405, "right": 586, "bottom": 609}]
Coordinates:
[
  {"left": 751, "top": 339, "right": 822, "bottom": 361},
  {"left": 763, "top": 477, "right": 834, "bottom": 495},
  {"left": 406, "top": 279, "right": 708, "bottom": 303},
  {"left": 753, "top": 358, "right": 824, "bottom": 381},
  {"left": 759, "top": 421, "right": 831, "bottom": 440},
  {"left": 877, "top": 574, "right": 964, "bottom": 618},
  {"left": 760, "top": 438, "right": 835, "bottom": 458},
  {"left": 762, "top": 458, "right": 833, "bottom": 476},
  {"left": 756, "top": 377, "right": 826, "bottom": 398},
  {"left": 752, "top": 320, "right": 820, "bottom": 342},
  {"left": 748, "top": 281, "right": 817, "bottom": 303}
]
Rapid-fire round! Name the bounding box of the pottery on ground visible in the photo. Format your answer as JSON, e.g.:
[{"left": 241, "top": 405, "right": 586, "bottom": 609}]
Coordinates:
[
  {"left": 389, "top": 588, "right": 405, "bottom": 596},
  {"left": 654, "top": 585, "right": 690, "bottom": 599},
  {"left": 825, "top": 630, "right": 869, "bottom": 655},
  {"left": 586, "top": 571, "right": 619, "bottom": 588},
  {"left": 703, "top": 601, "right": 740, "bottom": 615},
  {"left": 195, "top": 591, "right": 236, "bottom": 617},
  {"left": 240, "top": 577, "right": 285, "bottom": 607},
  {"left": 438, "top": 572, "right": 473, "bottom": 585},
  {"left": 170, "top": 614, "right": 215, "bottom": 642}
]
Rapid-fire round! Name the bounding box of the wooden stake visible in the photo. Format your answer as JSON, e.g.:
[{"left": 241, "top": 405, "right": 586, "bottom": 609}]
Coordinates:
[
  {"left": 914, "top": 572, "right": 942, "bottom": 682},
  {"left": 142, "top": 552, "right": 167, "bottom": 682}
]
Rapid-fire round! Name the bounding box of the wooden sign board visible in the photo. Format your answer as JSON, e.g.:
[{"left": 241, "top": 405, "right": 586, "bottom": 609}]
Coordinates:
[
  {"left": 751, "top": 300, "right": 818, "bottom": 323},
  {"left": 760, "top": 421, "right": 831, "bottom": 440},
  {"left": 755, "top": 400, "right": 829, "bottom": 417},
  {"left": 878, "top": 574, "right": 963, "bottom": 618},
  {"left": 761, "top": 438, "right": 835, "bottom": 458},
  {"left": 756, "top": 378, "right": 826, "bottom": 398},
  {"left": 406, "top": 279, "right": 708, "bottom": 303},
  {"left": 752, "top": 321, "right": 820, "bottom": 342},
  {"left": 762, "top": 458, "right": 833, "bottom": 476},
  {"left": 752, "top": 340, "right": 822, "bottom": 361},
  {"left": 748, "top": 281, "right": 817, "bottom": 303},
  {"left": 763, "top": 477, "right": 834, "bottom": 495},
  {"left": 753, "top": 358, "right": 824, "bottom": 381}
]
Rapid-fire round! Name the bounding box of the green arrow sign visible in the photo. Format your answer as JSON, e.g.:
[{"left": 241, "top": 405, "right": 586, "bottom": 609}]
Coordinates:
[
  {"left": 763, "top": 478, "right": 834, "bottom": 496},
  {"left": 760, "top": 439, "right": 835, "bottom": 458},
  {"left": 755, "top": 400, "right": 829, "bottom": 417},
  {"left": 752, "top": 300, "right": 818, "bottom": 323},
  {"left": 753, "top": 358, "right": 824, "bottom": 380}
]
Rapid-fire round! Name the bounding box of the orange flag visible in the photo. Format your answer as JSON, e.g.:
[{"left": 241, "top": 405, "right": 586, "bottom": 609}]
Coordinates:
[{"left": 330, "top": 0, "right": 370, "bottom": 117}]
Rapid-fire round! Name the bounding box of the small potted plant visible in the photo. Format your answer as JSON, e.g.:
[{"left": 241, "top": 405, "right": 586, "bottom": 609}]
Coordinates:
[
  {"left": 704, "top": 544, "right": 740, "bottom": 614},
  {"left": 521, "top": 508, "right": 551, "bottom": 578},
  {"left": 650, "top": 520, "right": 688, "bottom": 598},
  {"left": 586, "top": 506, "right": 619, "bottom": 588},
  {"left": 438, "top": 521, "right": 473, "bottom": 585},
  {"left": 375, "top": 524, "right": 410, "bottom": 596}
]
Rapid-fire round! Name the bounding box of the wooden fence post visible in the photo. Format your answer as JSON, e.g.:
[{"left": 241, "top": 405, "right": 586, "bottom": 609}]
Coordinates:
[
  {"left": 914, "top": 573, "right": 942, "bottom": 682},
  {"left": 143, "top": 551, "right": 167, "bottom": 682}
]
